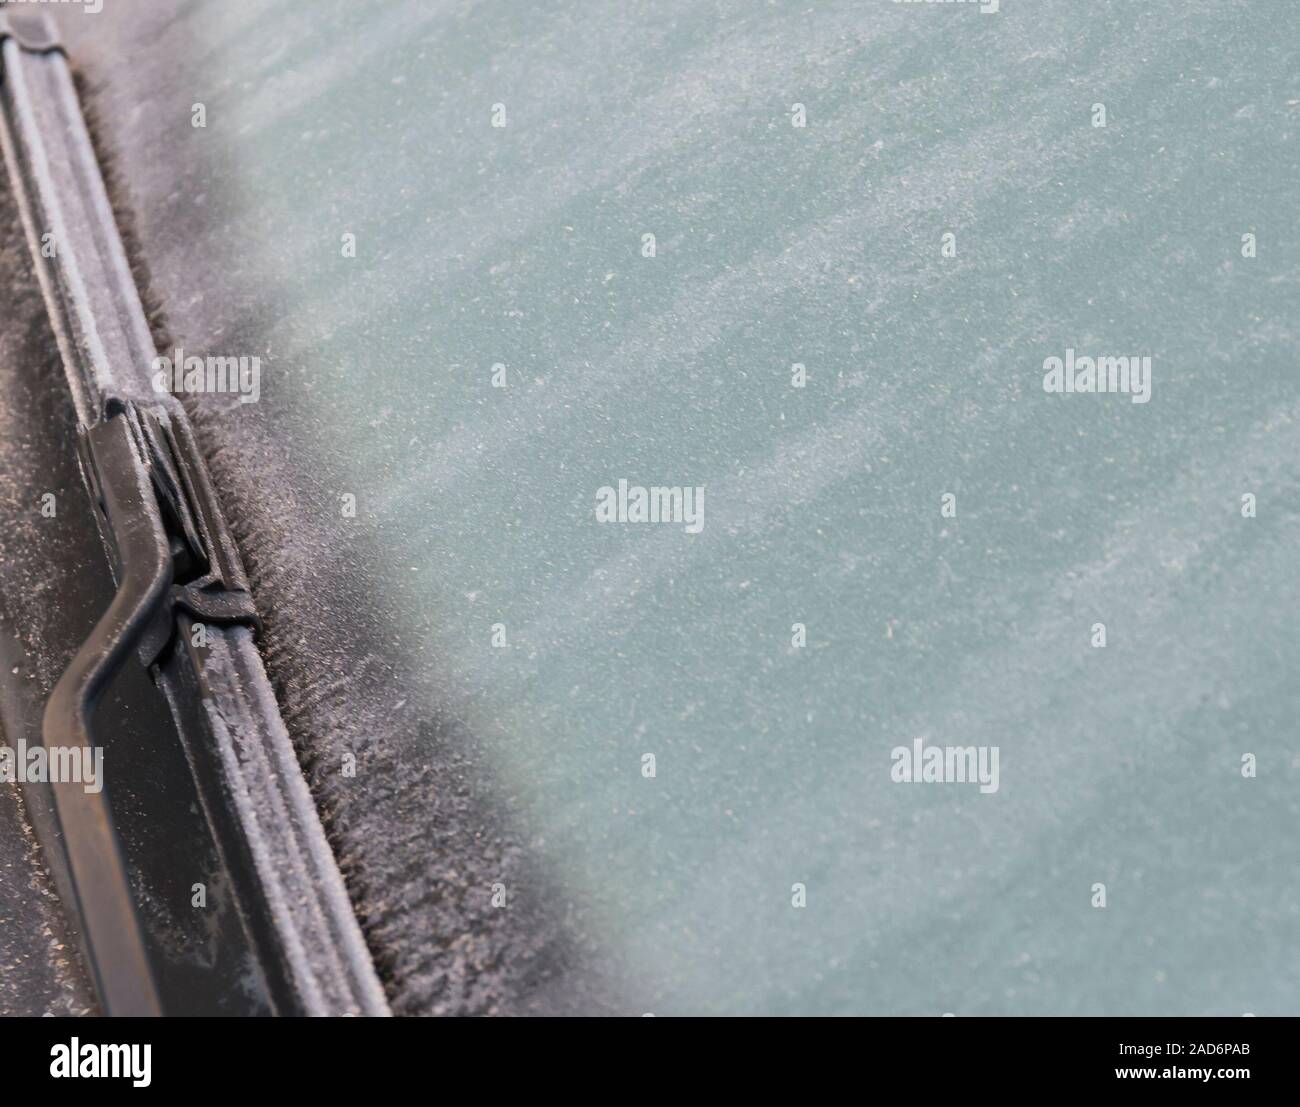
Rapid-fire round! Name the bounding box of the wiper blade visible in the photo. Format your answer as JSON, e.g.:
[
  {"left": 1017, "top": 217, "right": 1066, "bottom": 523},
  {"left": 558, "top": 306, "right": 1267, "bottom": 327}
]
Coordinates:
[{"left": 0, "top": 10, "right": 388, "bottom": 1017}]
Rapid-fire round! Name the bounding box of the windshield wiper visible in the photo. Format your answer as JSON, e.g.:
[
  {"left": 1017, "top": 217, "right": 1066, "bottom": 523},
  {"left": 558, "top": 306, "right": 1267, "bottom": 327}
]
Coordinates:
[{"left": 0, "top": 10, "right": 389, "bottom": 1017}]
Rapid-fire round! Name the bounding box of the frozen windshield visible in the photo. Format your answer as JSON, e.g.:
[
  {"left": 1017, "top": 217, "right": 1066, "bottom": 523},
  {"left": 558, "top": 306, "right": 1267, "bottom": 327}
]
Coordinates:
[{"left": 57, "top": 0, "right": 1300, "bottom": 1014}]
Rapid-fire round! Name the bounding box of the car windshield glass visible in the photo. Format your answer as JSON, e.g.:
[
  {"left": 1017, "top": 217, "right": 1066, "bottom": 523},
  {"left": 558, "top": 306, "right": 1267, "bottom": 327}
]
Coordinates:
[{"left": 56, "top": 0, "right": 1300, "bottom": 1014}]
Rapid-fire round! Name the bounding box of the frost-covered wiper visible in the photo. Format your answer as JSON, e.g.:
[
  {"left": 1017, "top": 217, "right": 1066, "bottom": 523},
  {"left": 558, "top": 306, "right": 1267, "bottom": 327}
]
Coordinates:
[{"left": 0, "top": 10, "right": 387, "bottom": 1017}]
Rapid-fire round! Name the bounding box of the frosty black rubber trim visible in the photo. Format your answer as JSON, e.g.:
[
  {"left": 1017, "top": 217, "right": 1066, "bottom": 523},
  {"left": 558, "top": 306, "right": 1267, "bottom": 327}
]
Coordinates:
[{"left": 0, "top": 14, "right": 389, "bottom": 1016}]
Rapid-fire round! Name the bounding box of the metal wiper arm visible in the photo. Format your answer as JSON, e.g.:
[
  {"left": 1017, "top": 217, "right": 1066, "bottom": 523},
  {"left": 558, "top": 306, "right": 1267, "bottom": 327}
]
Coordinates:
[{"left": 41, "top": 412, "right": 171, "bottom": 1017}]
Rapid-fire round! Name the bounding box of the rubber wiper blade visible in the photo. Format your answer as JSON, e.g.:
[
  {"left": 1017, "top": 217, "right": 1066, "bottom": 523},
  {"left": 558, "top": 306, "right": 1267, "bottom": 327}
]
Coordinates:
[
  {"left": 0, "top": 11, "right": 156, "bottom": 425},
  {"left": 0, "top": 11, "right": 389, "bottom": 1017}
]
